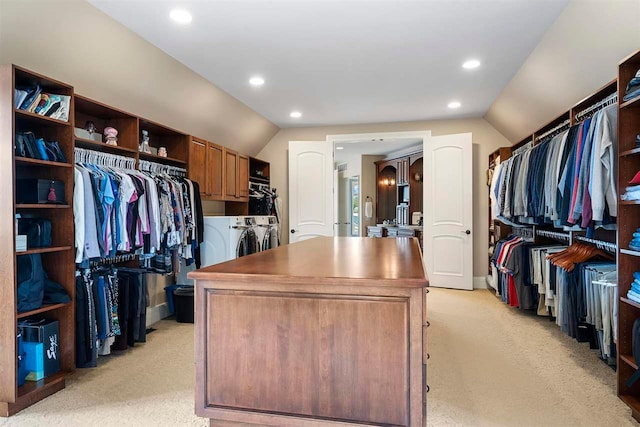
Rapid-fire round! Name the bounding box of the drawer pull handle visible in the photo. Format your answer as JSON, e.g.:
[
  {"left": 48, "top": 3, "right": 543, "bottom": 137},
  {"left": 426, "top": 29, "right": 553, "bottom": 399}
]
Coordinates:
[
  {"left": 426, "top": 385, "right": 430, "bottom": 393},
  {"left": 425, "top": 289, "right": 429, "bottom": 294},
  {"left": 426, "top": 321, "right": 430, "bottom": 327},
  {"left": 426, "top": 353, "right": 430, "bottom": 360}
]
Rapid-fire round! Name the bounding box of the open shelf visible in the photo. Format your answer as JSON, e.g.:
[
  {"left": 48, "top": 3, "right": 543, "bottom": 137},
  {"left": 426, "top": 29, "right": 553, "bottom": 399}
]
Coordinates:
[
  {"left": 138, "top": 151, "right": 187, "bottom": 166},
  {"left": 75, "top": 137, "right": 138, "bottom": 155},
  {"left": 15, "top": 157, "right": 72, "bottom": 168},
  {"left": 16, "top": 246, "right": 72, "bottom": 255},
  {"left": 622, "top": 354, "right": 639, "bottom": 370},
  {"left": 17, "top": 371, "right": 65, "bottom": 399},
  {"left": 17, "top": 302, "right": 70, "bottom": 319},
  {"left": 621, "top": 297, "right": 640, "bottom": 310},
  {"left": 249, "top": 176, "right": 270, "bottom": 184},
  {"left": 621, "top": 147, "right": 640, "bottom": 158},
  {"left": 621, "top": 248, "right": 640, "bottom": 257},
  {"left": 14, "top": 109, "right": 71, "bottom": 127},
  {"left": 15, "top": 204, "right": 70, "bottom": 209},
  {"left": 621, "top": 96, "right": 640, "bottom": 110}
]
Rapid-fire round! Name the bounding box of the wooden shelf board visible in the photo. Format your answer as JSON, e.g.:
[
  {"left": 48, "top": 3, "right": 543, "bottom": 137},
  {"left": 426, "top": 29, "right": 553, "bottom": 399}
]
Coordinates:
[
  {"left": 138, "top": 151, "right": 187, "bottom": 165},
  {"left": 15, "top": 204, "right": 70, "bottom": 209},
  {"left": 3, "top": 372, "right": 66, "bottom": 416},
  {"left": 16, "top": 246, "right": 72, "bottom": 255},
  {"left": 619, "top": 394, "right": 640, "bottom": 413},
  {"left": 621, "top": 96, "right": 640, "bottom": 110},
  {"left": 15, "top": 157, "right": 72, "bottom": 168},
  {"left": 621, "top": 354, "right": 639, "bottom": 370},
  {"left": 74, "top": 94, "right": 136, "bottom": 119},
  {"left": 620, "top": 200, "right": 640, "bottom": 205},
  {"left": 75, "top": 137, "right": 138, "bottom": 155},
  {"left": 17, "top": 371, "right": 65, "bottom": 399},
  {"left": 14, "top": 109, "right": 71, "bottom": 126},
  {"left": 621, "top": 147, "right": 640, "bottom": 157},
  {"left": 621, "top": 248, "right": 640, "bottom": 257},
  {"left": 249, "top": 176, "right": 270, "bottom": 184},
  {"left": 621, "top": 297, "right": 640, "bottom": 310},
  {"left": 17, "top": 302, "right": 70, "bottom": 319}
]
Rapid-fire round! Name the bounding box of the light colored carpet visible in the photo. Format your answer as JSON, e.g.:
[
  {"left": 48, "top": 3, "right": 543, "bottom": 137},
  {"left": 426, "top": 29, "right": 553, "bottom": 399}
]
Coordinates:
[{"left": 0, "top": 288, "right": 635, "bottom": 426}]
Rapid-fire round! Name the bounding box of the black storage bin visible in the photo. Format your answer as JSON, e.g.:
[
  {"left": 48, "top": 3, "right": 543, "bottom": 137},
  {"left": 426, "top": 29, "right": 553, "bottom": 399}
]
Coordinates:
[{"left": 174, "top": 286, "right": 194, "bottom": 323}]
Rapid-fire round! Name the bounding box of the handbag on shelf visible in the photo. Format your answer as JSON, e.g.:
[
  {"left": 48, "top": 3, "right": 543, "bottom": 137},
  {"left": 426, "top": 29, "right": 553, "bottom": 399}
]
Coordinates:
[{"left": 18, "top": 218, "right": 52, "bottom": 248}]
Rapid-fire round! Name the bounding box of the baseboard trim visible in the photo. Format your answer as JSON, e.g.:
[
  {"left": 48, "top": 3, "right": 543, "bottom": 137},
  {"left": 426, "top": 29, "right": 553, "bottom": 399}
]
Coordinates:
[
  {"left": 146, "top": 302, "right": 170, "bottom": 327},
  {"left": 473, "top": 276, "right": 488, "bottom": 289}
]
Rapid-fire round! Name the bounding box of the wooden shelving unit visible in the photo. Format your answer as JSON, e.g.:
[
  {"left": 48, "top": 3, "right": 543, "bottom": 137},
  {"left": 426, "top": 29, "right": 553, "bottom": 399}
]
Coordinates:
[
  {"left": 0, "top": 65, "right": 75, "bottom": 417},
  {"left": 617, "top": 48, "right": 640, "bottom": 422},
  {"left": 487, "top": 147, "right": 512, "bottom": 274}
]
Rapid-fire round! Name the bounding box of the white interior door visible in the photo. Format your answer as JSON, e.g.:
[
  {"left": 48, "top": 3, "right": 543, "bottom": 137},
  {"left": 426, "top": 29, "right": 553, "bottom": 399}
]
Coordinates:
[
  {"left": 423, "top": 133, "right": 473, "bottom": 290},
  {"left": 288, "top": 141, "right": 334, "bottom": 243}
]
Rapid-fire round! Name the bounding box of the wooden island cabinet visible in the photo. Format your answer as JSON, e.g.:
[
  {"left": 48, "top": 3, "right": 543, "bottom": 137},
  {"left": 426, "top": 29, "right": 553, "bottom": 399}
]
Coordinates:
[{"left": 189, "top": 237, "right": 429, "bottom": 427}]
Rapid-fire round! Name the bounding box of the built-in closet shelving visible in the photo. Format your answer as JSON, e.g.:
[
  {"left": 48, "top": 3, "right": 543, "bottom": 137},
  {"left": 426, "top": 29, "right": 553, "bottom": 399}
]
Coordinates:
[
  {"left": 0, "top": 65, "right": 76, "bottom": 416},
  {"left": 616, "top": 48, "right": 640, "bottom": 421},
  {"left": 487, "top": 147, "right": 512, "bottom": 274}
]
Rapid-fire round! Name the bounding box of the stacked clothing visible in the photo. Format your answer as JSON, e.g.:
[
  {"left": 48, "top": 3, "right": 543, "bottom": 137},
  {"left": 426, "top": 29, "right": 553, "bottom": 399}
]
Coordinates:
[
  {"left": 624, "top": 68, "right": 640, "bottom": 102},
  {"left": 490, "top": 105, "right": 617, "bottom": 230},
  {"left": 627, "top": 272, "right": 640, "bottom": 304},
  {"left": 14, "top": 85, "right": 70, "bottom": 121}
]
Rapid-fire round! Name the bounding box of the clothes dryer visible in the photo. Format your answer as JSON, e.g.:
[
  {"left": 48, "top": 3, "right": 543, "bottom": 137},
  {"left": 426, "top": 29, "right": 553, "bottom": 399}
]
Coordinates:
[
  {"left": 202, "top": 216, "right": 260, "bottom": 267},
  {"left": 254, "top": 216, "right": 279, "bottom": 251}
]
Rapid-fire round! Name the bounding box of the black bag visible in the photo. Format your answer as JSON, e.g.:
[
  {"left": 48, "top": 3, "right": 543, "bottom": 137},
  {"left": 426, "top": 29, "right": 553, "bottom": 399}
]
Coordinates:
[
  {"left": 44, "top": 140, "right": 66, "bottom": 163},
  {"left": 17, "top": 254, "right": 45, "bottom": 313},
  {"left": 18, "top": 218, "right": 52, "bottom": 248}
]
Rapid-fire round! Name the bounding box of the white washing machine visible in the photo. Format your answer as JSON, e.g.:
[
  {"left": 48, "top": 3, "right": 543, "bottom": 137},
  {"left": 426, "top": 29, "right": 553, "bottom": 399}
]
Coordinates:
[
  {"left": 202, "top": 216, "right": 260, "bottom": 267},
  {"left": 255, "top": 216, "right": 279, "bottom": 251}
]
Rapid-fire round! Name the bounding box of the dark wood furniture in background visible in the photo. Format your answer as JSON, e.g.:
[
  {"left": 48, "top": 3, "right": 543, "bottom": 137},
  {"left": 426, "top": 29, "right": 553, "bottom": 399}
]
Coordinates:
[
  {"left": 0, "top": 65, "right": 75, "bottom": 416},
  {"left": 190, "top": 237, "right": 429, "bottom": 427},
  {"left": 376, "top": 151, "right": 423, "bottom": 226},
  {"left": 616, "top": 48, "right": 640, "bottom": 421}
]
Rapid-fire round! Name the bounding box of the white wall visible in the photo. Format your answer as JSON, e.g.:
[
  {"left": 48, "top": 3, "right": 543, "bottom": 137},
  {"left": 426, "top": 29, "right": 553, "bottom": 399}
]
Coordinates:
[
  {"left": 485, "top": 0, "right": 640, "bottom": 142},
  {"left": 258, "top": 118, "right": 510, "bottom": 278},
  {"left": 0, "top": 0, "right": 279, "bottom": 156}
]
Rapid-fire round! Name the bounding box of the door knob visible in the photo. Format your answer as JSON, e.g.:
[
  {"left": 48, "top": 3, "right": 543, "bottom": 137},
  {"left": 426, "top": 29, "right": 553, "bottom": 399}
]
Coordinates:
[
  {"left": 290, "top": 229, "right": 297, "bottom": 234},
  {"left": 461, "top": 230, "right": 471, "bottom": 235}
]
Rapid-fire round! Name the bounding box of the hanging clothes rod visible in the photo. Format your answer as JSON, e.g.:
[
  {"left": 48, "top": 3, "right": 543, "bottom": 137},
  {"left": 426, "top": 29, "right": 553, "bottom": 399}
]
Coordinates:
[
  {"left": 536, "top": 229, "right": 571, "bottom": 241},
  {"left": 139, "top": 159, "right": 186, "bottom": 176},
  {"left": 75, "top": 147, "right": 136, "bottom": 169},
  {"left": 536, "top": 119, "right": 571, "bottom": 142},
  {"left": 513, "top": 226, "right": 535, "bottom": 242},
  {"left": 575, "top": 92, "right": 618, "bottom": 121},
  {"left": 249, "top": 181, "right": 271, "bottom": 190},
  {"left": 573, "top": 235, "right": 617, "bottom": 253},
  {"left": 512, "top": 140, "right": 533, "bottom": 157},
  {"left": 88, "top": 253, "right": 137, "bottom": 268}
]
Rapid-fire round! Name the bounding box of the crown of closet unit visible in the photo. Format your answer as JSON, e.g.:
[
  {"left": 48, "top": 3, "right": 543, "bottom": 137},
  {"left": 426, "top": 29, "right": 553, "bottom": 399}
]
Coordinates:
[
  {"left": 0, "top": 65, "right": 76, "bottom": 416},
  {"left": 616, "top": 48, "right": 640, "bottom": 421}
]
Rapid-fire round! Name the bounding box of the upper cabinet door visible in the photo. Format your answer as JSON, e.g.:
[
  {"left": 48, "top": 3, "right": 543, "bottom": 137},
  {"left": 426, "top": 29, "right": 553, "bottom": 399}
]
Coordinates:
[
  {"left": 224, "top": 149, "right": 238, "bottom": 199},
  {"left": 207, "top": 142, "right": 224, "bottom": 200},
  {"left": 189, "top": 138, "right": 208, "bottom": 197},
  {"left": 238, "top": 154, "right": 249, "bottom": 200}
]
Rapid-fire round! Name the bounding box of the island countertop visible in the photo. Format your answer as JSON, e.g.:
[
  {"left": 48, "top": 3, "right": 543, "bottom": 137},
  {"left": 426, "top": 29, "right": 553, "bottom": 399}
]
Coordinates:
[
  {"left": 189, "top": 236, "right": 428, "bottom": 287},
  {"left": 189, "top": 236, "right": 429, "bottom": 427}
]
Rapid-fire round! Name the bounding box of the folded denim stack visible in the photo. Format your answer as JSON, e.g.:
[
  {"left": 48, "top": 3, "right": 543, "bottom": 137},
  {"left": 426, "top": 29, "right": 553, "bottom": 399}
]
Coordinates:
[
  {"left": 630, "top": 230, "right": 640, "bottom": 251},
  {"left": 627, "top": 272, "right": 640, "bottom": 304},
  {"left": 624, "top": 68, "right": 640, "bottom": 102}
]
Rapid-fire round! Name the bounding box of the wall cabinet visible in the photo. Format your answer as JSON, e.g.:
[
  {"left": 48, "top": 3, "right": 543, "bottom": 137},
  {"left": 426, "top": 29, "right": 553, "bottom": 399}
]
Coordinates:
[
  {"left": 397, "top": 157, "right": 409, "bottom": 185},
  {"left": 223, "top": 149, "right": 249, "bottom": 202},
  {"left": 189, "top": 138, "right": 224, "bottom": 201}
]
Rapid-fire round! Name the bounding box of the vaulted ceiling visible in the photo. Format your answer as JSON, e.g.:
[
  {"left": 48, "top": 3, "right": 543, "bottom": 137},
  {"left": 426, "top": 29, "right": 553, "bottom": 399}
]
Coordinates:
[{"left": 90, "top": 0, "right": 568, "bottom": 128}]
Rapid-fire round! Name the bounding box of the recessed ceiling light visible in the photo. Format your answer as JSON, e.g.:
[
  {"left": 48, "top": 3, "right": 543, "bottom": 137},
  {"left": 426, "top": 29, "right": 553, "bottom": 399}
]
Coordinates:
[
  {"left": 290, "top": 111, "right": 302, "bottom": 118},
  {"left": 249, "top": 76, "right": 265, "bottom": 86},
  {"left": 448, "top": 101, "right": 461, "bottom": 109},
  {"left": 336, "top": 146, "right": 344, "bottom": 150},
  {"left": 170, "top": 8, "right": 192, "bottom": 24},
  {"left": 462, "top": 59, "right": 481, "bottom": 69}
]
